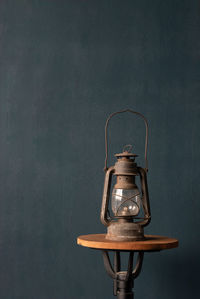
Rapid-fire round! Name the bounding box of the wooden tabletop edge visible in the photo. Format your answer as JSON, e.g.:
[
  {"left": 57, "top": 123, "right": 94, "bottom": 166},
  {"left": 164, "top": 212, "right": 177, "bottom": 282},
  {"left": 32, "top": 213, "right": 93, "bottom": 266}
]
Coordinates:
[{"left": 77, "top": 235, "right": 179, "bottom": 251}]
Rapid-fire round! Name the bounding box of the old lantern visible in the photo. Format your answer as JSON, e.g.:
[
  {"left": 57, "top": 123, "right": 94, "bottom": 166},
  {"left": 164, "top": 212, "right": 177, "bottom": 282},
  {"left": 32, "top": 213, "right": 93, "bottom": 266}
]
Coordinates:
[
  {"left": 78, "top": 109, "right": 178, "bottom": 299},
  {"left": 101, "top": 109, "right": 151, "bottom": 241}
]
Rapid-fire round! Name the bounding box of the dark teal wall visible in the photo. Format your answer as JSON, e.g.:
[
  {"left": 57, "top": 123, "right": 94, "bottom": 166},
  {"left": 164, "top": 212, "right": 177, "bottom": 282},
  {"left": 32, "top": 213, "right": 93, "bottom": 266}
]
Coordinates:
[{"left": 0, "top": 1, "right": 199, "bottom": 298}]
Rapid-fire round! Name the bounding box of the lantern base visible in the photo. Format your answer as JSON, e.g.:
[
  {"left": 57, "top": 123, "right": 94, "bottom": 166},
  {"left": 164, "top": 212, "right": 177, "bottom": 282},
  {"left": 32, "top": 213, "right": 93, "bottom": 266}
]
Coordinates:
[{"left": 106, "top": 221, "right": 144, "bottom": 241}]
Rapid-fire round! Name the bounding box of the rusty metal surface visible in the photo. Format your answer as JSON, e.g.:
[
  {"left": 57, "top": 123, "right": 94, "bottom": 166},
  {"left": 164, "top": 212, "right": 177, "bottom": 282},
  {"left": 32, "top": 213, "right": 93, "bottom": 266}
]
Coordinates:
[
  {"left": 114, "top": 175, "right": 137, "bottom": 189},
  {"left": 137, "top": 167, "right": 151, "bottom": 227},
  {"left": 100, "top": 166, "right": 115, "bottom": 226},
  {"left": 114, "top": 156, "right": 138, "bottom": 176},
  {"left": 106, "top": 222, "right": 144, "bottom": 241}
]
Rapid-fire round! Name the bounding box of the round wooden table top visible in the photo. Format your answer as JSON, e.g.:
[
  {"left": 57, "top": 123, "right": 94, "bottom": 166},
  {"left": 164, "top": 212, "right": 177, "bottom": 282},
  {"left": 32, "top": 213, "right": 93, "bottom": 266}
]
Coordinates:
[{"left": 77, "top": 234, "right": 178, "bottom": 251}]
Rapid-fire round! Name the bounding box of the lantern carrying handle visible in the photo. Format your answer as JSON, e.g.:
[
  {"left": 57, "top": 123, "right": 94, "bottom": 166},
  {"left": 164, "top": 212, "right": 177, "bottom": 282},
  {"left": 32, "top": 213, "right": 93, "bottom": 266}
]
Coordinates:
[{"left": 104, "top": 109, "right": 149, "bottom": 172}]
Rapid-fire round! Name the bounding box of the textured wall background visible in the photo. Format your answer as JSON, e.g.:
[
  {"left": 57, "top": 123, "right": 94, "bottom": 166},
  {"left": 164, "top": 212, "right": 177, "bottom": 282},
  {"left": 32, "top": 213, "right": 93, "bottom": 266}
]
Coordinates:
[{"left": 0, "top": 1, "right": 199, "bottom": 298}]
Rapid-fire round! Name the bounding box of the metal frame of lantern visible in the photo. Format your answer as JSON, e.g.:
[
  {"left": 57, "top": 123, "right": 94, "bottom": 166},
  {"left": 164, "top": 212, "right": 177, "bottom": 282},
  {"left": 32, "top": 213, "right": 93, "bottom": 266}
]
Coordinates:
[{"left": 101, "top": 109, "right": 151, "bottom": 241}]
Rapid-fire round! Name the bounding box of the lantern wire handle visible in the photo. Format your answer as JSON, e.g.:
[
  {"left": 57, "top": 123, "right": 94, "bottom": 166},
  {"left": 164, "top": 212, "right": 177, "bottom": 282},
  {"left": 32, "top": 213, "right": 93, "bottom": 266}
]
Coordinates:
[{"left": 104, "top": 109, "right": 149, "bottom": 172}]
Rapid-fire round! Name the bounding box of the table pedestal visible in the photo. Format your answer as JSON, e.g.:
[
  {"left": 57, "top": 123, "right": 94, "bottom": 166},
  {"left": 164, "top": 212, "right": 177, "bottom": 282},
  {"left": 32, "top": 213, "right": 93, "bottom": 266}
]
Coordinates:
[{"left": 102, "top": 250, "right": 144, "bottom": 299}]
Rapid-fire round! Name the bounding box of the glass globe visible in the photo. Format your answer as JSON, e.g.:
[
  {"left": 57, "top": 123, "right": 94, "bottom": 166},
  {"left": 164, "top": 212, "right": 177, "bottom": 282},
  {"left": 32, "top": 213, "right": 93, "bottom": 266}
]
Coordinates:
[{"left": 111, "top": 188, "right": 141, "bottom": 217}]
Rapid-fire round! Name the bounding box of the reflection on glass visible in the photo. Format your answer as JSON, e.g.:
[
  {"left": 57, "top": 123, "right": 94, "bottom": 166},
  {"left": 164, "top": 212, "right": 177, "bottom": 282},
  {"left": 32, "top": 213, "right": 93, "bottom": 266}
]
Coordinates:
[{"left": 111, "top": 188, "right": 141, "bottom": 217}]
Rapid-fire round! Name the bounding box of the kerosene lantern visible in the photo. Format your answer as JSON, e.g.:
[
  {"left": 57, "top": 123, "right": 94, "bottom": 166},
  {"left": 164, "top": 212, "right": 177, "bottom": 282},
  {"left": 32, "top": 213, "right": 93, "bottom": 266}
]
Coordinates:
[
  {"left": 77, "top": 109, "right": 178, "bottom": 299},
  {"left": 101, "top": 109, "right": 151, "bottom": 241}
]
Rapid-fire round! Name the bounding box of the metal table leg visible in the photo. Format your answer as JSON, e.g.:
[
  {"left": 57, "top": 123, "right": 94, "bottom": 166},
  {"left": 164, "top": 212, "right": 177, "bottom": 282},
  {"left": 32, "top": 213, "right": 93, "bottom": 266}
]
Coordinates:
[{"left": 102, "top": 250, "right": 144, "bottom": 299}]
